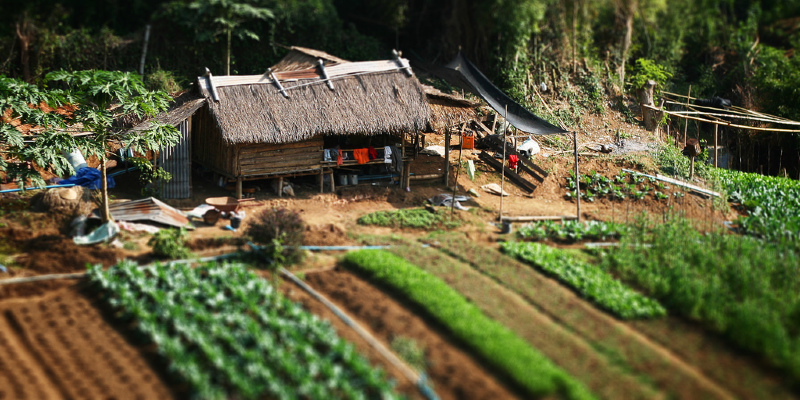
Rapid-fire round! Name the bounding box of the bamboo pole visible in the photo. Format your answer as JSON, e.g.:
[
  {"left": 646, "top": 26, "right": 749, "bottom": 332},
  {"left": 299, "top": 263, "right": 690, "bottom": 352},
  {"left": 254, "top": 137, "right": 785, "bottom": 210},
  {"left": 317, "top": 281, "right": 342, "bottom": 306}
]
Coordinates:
[
  {"left": 714, "top": 124, "right": 719, "bottom": 168},
  {"left": 499, "top": 105, "right": 508, "bottom": 222},
  {"left": 574, "top": 131, "right": 581, "bottom": 222},
  {"left": 684, "top": 85, "right": 691, "bottom": 145},
  {"left": 643, "top": 105, "right": 800, "bottom": 133},
  {"left": 451, "top": 127, "right": 465, "bottom": 216}
]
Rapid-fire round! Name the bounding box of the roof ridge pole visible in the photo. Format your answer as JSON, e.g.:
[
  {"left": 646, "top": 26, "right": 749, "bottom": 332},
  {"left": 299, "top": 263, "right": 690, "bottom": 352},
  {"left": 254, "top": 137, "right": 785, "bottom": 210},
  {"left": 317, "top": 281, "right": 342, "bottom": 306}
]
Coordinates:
[
  {"left": 392, "top": 49, "right": 413, "bottom": 77},
  {"left": 268, "top": 68, "right": 289, "bottom": 98},
  {"left": 317, "top": 59, "right": 335, "bottom": 90}
]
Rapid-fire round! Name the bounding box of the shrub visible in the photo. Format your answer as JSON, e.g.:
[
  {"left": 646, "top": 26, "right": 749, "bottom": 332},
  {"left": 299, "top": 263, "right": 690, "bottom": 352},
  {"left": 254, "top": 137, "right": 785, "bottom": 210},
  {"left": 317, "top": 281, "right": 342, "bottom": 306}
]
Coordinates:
[
  {"left": 148, "top": 228, "right": 192, "bottom": 259},
  {"left": 245, "top": 208, "right": 305, "bottom": 266},
  {"left": 357, "top": 208, "right": 459, "bottom": 230}
]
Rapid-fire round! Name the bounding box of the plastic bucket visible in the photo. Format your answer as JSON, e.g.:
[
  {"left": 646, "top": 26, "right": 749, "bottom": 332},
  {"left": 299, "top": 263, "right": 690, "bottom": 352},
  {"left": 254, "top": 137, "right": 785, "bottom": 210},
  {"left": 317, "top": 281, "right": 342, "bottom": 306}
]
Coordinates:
[
  {"left": 349, "top": 174, "right": 358, "bottom": 185},
  {"left": 63, "top": 149, "right": 88, "bottom": 171},
  {"left": 338, "top": 174, "right": 349, "bottom": 186}
]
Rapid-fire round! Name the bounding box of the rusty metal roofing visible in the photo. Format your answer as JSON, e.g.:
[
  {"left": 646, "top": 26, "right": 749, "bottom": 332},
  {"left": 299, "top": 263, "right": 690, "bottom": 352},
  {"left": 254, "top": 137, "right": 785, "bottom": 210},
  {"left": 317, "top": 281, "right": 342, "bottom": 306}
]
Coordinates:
[{"left": 107, "top": 197, "right": 193, "bottom": 229}]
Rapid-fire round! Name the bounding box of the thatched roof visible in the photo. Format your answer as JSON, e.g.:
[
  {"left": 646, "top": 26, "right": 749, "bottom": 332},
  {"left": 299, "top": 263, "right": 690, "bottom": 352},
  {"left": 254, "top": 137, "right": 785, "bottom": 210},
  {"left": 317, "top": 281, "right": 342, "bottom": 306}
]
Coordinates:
[
  {"left": 126, "top": 90, "right": 206, "bottom": 131},
  {"left": 270, "top": 46, "right": 349, "bottom": 72},
  {"left": 198, "top": 58, "right": 431, "bottom": 145},
  {"left": 422, "top": 84, "right": 478, "bottom": 131}
]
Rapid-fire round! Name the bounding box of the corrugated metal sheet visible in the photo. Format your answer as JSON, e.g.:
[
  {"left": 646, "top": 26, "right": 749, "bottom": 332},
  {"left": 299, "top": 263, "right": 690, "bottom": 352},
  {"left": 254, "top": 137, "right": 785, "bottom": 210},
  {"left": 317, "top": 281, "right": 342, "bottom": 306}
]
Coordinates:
[
  {"left": 159, "top": 118, "right": 192, "bottom": 199},
  {"left": 108, "top": 197, "right": 192, "bottom": 229}
]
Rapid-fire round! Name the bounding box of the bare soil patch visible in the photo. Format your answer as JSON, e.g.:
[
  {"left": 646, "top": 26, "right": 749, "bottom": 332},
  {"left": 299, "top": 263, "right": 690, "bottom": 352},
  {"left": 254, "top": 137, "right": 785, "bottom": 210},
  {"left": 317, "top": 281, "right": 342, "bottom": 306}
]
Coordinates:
[
  {"left": 284, "top": 268, "right": 521, "bottom": 400},
  {"left": 0, "top": 283, "right": 175, "bottom": 400}
]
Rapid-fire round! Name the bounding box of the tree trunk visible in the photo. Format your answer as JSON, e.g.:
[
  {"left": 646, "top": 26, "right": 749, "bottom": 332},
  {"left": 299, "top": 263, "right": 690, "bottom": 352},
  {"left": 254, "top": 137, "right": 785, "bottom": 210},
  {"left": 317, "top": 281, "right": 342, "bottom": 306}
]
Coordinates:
[
  {"left": 15, "top": 19, "right": 32, "bottom": 82},
  {"left": 226, "top": 29, "right": 231, "bottom": 75},
  {"left": 617, "top": 5, "right": 634, "bottom": 88},
  {"left": 101, "top": 158, "right": 112, "bottom": 222}
]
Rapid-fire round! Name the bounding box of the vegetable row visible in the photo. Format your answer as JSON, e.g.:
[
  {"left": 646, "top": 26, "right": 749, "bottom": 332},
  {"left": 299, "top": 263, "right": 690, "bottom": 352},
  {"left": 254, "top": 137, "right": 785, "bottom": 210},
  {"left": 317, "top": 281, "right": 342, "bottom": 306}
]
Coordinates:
[
  {"left": 599, "top": 220, "right": 800, "bottom": 382},
  {"left": 342, "top": 249, "right": 596, "bottom": 400},
  {"left": 517, "top": 220, "right": 629, "bottom": 242},
  {"left": 501, "top": 242, "right": 666, "bottom": 319},
  {"left": 87, "top": 261, "right": 397, "bottom": 400}
]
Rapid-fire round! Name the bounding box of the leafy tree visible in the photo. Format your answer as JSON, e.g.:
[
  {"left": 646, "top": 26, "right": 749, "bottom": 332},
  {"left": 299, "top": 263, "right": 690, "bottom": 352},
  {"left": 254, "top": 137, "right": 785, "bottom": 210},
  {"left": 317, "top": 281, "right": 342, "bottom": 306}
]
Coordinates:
[
  {"left": 0, "top": 70, "right": 179, "bottom": 221},
  {"left": 164, "top": 0, "right": 274, "bottom": 75}
]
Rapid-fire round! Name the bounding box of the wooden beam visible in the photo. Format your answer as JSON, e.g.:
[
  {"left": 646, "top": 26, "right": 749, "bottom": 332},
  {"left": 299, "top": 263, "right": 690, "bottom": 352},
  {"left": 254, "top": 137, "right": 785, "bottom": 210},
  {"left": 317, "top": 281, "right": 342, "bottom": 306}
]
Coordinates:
[
  {"left": 444, "top": 130, "right": 451, "bottom": 186},
  {"left": 621, "top": 169, "right": 721, "bottom": 197},
  {"left": 644, "top": 104, "right": 800, "bottom": 133},
  {"left": 478, "top": 151, "right": 536, "bottom": 193},
  {"left": 269, "top": 69, "right": 289, "bottom": 98},
  {"left": 500, "top": 215, "right": 577, "bottom": 222}
]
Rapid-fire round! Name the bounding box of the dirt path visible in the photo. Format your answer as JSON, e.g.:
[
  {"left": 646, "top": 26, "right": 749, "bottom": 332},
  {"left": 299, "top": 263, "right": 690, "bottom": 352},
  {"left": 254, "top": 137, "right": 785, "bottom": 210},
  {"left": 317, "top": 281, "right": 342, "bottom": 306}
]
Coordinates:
[
  {"left": 283, "top": 267, "right": 522, "bottom": 400},
  {"left": 0, "top": 283, "right": 175, "bottom": 400},
  {"left": 425, "top": 234, "right": 748, "bottom": 400}
]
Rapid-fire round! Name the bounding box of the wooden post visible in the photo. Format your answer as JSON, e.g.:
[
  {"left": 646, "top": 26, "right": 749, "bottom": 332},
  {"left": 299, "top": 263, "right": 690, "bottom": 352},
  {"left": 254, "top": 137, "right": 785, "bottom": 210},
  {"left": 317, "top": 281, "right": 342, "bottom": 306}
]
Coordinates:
[
  {"left": 444, "top": 130, "right": 451, "bottom": 186},
  {"left": 683, "top": 85, "right": 691, "bottom": 145},
  {"left": 714, "top": 124, "right": 719, "bottom": 168},
  {"left": 690, "top": 157, "right": 695, "bottom": 180},
  {"left": 499, "top": 106, "right": 508, "bottom": 222},
  {"left": 330, "top": 170, "right": 335, "bottom": 192},
  {"left": 319, "top": 169, "right": 323, "bottom": 193},
  {"left": 574, "top": 131, "right": 581, "bottom": 222},
  {"left": 641, "top": 80, "right": 657, "bottom": 131},
  {"left": 278, "top": 176, "right": 283, "bottom": 198},
  {"left": 236, "top": 177, "right": 243, "bottom": 199}
]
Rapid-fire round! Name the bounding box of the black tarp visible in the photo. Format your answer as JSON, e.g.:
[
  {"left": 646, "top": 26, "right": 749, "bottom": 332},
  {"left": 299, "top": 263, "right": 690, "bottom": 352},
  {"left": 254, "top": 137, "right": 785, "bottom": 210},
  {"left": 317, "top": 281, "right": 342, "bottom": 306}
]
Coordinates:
[{"left": 429, "top": 52, "right": 567, "bottom": 135}]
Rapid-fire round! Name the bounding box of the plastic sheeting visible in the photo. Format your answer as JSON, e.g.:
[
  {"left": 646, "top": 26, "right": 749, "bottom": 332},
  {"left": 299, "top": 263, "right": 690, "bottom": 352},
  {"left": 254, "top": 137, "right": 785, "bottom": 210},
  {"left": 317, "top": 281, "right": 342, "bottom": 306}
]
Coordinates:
[{"left": 430, "top": 52, "right": 567, "bottom": 135}]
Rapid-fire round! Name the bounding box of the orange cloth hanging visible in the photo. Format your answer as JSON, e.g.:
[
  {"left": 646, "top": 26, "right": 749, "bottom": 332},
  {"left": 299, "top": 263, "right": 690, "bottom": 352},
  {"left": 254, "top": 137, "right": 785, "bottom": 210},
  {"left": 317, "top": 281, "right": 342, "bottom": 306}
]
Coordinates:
[{"left": 353, "top": 148, "right": 370, "bottom": 164}]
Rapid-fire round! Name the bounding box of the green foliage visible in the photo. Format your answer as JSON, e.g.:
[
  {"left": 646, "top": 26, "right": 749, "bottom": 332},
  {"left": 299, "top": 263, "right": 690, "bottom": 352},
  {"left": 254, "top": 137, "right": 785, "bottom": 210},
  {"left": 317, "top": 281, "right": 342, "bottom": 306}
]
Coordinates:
[
  {"left": 715, "top": 169, "right": 800, "bottom": 246},
  {"left": 342, "top": 249, "right": 595, "bottom": 400},
  {"left": 627, "top": 58, "right": 673, "bottom": 93},
  {"left": 750, "top": 45, "right": 800, "bottom": 121},
  {"left": 144, "top": 68, "right": 186, "bottom": 93},
  {"left": 501, "top": 242, "right": 666, "bottom": 319},
  {"left": 654, "top": 143, "right": 713, "bottom": 180},
  {"left": 127, "top": 157, "right": 172, "bottom": 196},
  {"left": 87, "top": 260, "right": 398, "bottom": 399},
  {"left": 148, "top": 228, "right": 192, "bottom": 259},
  {"left": 564, "top": 169, "right": 678, "bottom": 202},
  {"left": 599, "top": 220, "right": 800, "bottom": 381},
  {"left": 245, "top": 207, "right": 305, "bottom": 266},
  {"left": 357, "top": 208, "right": 459, "bottom": 230},
  {"left": 517, "top": 220, "right": 629, "bottom": 243}
]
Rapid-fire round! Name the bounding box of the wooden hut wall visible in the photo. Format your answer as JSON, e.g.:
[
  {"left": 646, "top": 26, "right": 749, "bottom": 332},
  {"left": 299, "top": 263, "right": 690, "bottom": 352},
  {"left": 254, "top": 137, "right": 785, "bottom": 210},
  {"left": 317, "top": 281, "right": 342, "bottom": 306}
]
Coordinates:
[
  {"left": 191, "top": 105, "right": 237, "bottom": 176},
  {"left": 236, "top": 136, "right": 323, "bottom": 178}
]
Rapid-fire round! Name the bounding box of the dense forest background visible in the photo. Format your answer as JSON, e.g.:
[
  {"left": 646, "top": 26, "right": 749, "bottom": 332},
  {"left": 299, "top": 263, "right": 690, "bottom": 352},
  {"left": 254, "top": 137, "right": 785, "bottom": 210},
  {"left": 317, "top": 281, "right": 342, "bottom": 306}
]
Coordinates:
[{"left": 1, "top": 0, "right": 799, "bottom": 176}]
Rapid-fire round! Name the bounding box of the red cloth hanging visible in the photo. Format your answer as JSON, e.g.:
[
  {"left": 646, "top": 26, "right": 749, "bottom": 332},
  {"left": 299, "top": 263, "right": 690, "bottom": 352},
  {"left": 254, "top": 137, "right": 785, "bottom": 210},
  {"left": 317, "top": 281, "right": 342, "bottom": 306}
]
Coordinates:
[
  {"left": 368, "top": 146, "right": 378, "bottom": 160},
  {"left": 353, "top": 148, "right": 370, "bottom": 164},
  {"left": 337, "top": 149, "right": 343, "bottom": 166},
  {"left": 508, "top": 154, "right": 519, "bottom": 169}
]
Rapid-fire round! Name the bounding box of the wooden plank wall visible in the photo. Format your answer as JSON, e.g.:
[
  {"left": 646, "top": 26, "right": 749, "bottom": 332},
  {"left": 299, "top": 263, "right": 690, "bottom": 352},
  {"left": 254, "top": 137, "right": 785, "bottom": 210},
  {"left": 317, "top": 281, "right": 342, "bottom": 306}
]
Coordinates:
[
  {"left": 191, "top": 105, "right": 237, "bottom": 176},
  {"left": 236, "top": 136, "right": 323, "bottom": 177}
]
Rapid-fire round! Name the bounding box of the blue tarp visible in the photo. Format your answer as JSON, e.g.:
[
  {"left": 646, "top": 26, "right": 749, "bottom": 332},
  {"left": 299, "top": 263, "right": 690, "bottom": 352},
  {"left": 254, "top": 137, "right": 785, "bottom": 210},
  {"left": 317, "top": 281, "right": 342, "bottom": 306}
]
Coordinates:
[{"left": 60, "top": 167, "right": 115, "bottom": 190}]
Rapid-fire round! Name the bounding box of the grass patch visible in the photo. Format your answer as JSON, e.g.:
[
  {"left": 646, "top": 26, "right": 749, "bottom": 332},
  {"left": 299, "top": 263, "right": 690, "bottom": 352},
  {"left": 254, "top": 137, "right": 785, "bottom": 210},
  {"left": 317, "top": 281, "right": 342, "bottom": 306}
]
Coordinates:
[
  {"left": 390, "top": 336, "right": 427, "bottom": 372},
  {"left": 517, "top": 220, "right": 629, "bottom": 242},
  {"left": 357, "top": 208, "right": 460, "bottom": 230},
  {"left": 502, "top": 242, "right": 666, "bottom": 319},
  {"left": 342, "top": 250, "right": 596, "bottom": 400}
]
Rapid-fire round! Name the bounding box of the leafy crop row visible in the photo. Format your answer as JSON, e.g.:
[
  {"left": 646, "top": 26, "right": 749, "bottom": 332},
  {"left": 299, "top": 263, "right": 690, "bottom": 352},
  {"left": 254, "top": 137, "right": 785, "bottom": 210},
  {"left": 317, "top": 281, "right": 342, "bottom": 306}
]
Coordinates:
[
  {"left": 342, "top": 250, "right": 596, "bottom": 400},
  {"left": 600, "top": 220, "right": 800, "bottom": 382},
  {"left": 501, "top": 242, "right": 666, "bottom": 319},
  {"left": 357, "top": 208, "right": 459, "bottom": 229},
  {"left": 517, "top": 220, "right": 629, "bottom": 242},
  {"left": 87, "top": 261, "right": 397, "bottom": 400},
  {"left": 565, "top": 170, "right": 682, "bottom": 202},
  {"left": 714, "top": 169, "right": 800, "bottom": 246}
]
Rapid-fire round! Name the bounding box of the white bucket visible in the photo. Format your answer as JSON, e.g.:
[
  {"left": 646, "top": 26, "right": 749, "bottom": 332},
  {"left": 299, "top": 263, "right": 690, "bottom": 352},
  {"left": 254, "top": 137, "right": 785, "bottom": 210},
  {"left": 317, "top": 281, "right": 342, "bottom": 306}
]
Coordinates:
[
  {"left": 338, "top": 174, "right": 349, "bottom": 186},
  {"left": 62, "top": 149, "right": 88, "bottom": 171},
  {"left": 349, "top": 174, "right": 358, "bottom": 185}
]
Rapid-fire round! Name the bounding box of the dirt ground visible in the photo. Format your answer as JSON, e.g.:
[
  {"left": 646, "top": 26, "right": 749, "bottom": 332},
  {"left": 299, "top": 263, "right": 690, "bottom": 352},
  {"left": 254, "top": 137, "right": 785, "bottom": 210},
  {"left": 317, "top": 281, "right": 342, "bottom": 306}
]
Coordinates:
[{"left": 0, "top": 114, "right": 755, "bottom": 399}]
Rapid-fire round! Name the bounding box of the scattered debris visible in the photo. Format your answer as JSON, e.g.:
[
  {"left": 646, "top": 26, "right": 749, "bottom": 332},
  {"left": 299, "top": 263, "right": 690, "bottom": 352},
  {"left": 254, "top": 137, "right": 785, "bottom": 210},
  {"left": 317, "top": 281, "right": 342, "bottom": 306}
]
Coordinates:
[
  {"left": 95, "top": 197, "right": 193, "bottom": 229},
  {"left": 118, "top": 220, "right": 161, "bottom": 234},
  {"left": 74, "top": 221, "right": 120, "bottom": 245},
  {"left": 428, "top": 194, "right": 471, "bottom": 211},
  {"left": 466, "top": 160, "right": 476, "bottom": 181},
  {"left": 420, "top": 145, "right": 446, "bottom": 157},
  {"left": 481, "top": 183, "right": 509, "bottom": 196},
  {"left": 467, "top": 188, "right": 480, "bottom": 197}
]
